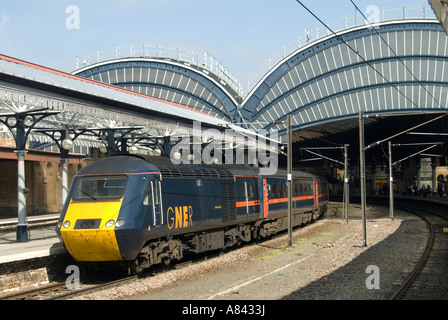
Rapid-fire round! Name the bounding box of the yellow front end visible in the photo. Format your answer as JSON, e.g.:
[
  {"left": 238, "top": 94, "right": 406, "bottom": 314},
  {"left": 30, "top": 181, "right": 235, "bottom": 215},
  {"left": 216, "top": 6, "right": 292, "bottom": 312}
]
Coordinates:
[{"left": 60, "top": 200, "right": 123, "bottom": 261}]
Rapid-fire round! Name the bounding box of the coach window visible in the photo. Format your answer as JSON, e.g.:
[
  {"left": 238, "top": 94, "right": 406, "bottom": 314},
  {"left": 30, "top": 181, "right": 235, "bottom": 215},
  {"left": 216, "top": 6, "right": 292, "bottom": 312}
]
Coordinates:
[
  {"left": 280, "top": 184, "right": 286, "bottom": 198},
  {"left": 294, "top": 182, "right": 300, "bottom": 196},
  {"left": 272, "top": 184, "right": 278, "bottom": 198},
  {"left": 246, "top": 183, "right": 254, "bottom": 198}
]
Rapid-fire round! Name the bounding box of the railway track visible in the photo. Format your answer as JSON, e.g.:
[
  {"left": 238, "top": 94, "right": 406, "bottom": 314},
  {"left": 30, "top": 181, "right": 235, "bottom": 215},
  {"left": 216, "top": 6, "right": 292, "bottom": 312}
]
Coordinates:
[
  {"left": 0, "top": 275, "right": 140, "bottom": 300},
  {"left": 2, "top": 198, "right": 447, "bottom": 300},
  {"left": 370, "top": 197, "right": 448, "bottom": 300},
  {"left": 0, "top": 282, "right": 68, "bottom": 300},
  {"left": 0, "top": 240, "right": 232, "bottom": 300}
]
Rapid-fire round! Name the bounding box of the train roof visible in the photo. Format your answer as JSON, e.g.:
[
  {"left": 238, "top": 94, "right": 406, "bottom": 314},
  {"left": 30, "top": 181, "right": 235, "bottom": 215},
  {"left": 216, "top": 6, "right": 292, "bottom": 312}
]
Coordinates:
[
  {"left": 139, "top": 156, "right": 317, "bottom": 179},
  {"left": 76, "top": 155, "right": 160, "bottom": 176},
  {"left": 77, "top": 155, "right": 318, "bottom": 180}
]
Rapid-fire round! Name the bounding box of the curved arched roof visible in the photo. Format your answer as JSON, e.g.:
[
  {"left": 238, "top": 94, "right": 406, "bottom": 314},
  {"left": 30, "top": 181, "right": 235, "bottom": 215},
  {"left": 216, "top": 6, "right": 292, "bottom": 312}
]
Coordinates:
[
  {"left": 73, "top": 58, "right": 239, "bottom": 122},
  {"left": 240, "top": 20, "right": 448, "bottom": 140},
  {"left": 71, "top": 18, "right": 448, "bottom": 147}
]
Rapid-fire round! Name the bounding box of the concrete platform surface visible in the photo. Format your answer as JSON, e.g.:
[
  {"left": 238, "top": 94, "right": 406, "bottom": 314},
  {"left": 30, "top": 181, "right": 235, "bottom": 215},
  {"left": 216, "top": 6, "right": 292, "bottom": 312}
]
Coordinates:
[{"left": 0, "top": 226, "right": 65, "bottom": 264}]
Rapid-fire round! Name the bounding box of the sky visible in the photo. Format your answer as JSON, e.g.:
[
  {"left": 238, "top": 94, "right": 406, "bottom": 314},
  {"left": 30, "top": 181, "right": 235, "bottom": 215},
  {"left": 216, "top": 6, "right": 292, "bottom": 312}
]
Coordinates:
[{"left": 0, "top": 0, "right": 436, "bottom": 89}]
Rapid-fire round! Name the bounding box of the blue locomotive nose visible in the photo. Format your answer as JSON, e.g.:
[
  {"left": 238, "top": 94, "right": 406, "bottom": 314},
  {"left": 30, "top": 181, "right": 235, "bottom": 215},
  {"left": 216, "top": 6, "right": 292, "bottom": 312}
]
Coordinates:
[{"left": 58, "top": 156, "right": 163, "bottom": 263}]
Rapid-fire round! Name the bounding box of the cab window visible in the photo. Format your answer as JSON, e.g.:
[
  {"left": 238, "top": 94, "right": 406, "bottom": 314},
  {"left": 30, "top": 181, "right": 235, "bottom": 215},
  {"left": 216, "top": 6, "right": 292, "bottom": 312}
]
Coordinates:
[{"left": 73, "top": 176, "right": 127, "bottom": 201}]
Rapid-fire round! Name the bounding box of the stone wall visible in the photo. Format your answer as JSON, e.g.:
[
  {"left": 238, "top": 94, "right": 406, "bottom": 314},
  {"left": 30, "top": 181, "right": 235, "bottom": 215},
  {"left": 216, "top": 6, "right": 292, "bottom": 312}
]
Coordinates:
[
  {"left": 0, "top": 253, "right": 73, "bottom": 295},
  {"left": 0, "top": 154, "right": 88, "bottom": 218}
]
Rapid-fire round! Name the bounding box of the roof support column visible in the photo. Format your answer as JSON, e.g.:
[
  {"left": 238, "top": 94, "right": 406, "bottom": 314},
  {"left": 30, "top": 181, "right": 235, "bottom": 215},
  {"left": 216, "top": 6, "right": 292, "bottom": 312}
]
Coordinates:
[
  {"left": 60, "top": 156, "right": 69, "bottom": 207},
  {"left": 106, "top": 129, "right": 116, "bottom": 156},
  {"left": 59, "top": 130, "right": 70, "bottom": 208},
  {"left": 14, "top": 149, "right": 28, "bottom": 242},
  {"left": 14, "top": 114, "right": 29, "bottom": 242},
  {"left": 0, "top": 108, "right": 59, "bottom": 242}
]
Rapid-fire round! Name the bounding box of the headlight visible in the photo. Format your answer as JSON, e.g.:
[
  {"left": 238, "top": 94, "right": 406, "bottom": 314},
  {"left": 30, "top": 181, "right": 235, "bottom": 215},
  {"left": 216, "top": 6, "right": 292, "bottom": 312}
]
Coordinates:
[
  {"left": 105, "top": 220, "right": 115, "bottom": 228},
  {"left": 63, "top": 221, "right": 70, "bottom": 228},
  {"left": 57, "top": 221, "right": 63, "bottom": 229},
  {"left": 115, "top": 219, "right": 126, "bottom": 227}
]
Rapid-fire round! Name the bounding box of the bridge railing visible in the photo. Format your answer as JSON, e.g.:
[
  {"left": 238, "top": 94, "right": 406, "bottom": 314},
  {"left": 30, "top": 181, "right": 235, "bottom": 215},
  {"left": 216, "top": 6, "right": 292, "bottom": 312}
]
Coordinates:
[
  {"left": 247, "top": 6, "right": 438, "bottom": 91},
  {"left": 68, "top": 44, "right": 245, "bottom": 98}
]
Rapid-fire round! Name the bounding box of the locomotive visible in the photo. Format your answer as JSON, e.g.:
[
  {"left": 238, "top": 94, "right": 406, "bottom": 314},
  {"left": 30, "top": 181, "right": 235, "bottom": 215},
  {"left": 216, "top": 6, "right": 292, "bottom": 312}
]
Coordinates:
[{"left": 56, "top": 155, "right": 328, "bottom": 274}]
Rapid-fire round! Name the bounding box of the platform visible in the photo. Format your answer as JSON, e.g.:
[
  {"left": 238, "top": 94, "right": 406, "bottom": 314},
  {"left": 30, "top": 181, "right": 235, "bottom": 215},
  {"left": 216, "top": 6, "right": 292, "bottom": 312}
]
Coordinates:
[{"left": 0, "top": 225, "right": 65, "bottom": 265}]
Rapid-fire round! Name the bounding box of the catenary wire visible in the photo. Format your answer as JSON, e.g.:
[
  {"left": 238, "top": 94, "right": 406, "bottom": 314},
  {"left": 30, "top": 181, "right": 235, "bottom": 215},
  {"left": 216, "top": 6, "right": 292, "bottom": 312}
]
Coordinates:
[{"left": 295, "top": 0, "right": 447, "bottom": 121}]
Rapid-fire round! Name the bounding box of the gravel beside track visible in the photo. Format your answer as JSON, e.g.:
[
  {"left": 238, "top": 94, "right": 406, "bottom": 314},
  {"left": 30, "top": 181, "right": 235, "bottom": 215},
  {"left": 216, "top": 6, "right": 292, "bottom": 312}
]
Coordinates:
[{"left": 73, "top": 203, "right": 428, "bottom": 300}]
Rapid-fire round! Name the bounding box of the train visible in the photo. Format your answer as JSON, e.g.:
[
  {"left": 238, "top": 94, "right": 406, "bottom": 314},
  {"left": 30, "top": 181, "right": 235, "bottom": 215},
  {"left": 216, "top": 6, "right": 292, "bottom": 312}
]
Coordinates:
[{"left": 56, "top": 155, "right": 329, "bottom": 274}]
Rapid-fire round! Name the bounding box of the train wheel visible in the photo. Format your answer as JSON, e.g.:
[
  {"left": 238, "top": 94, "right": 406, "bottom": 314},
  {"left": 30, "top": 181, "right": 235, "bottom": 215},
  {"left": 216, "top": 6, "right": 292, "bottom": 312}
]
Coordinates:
[
  {"left": 312, "top": 208, "right": 320, "bottom": 221},
  {"left": 130, "top": 259, "right": 145, "bottom": 275},
  {"left": 161, "top": 257, "right": 173, "bottom": 270},
  {"left": 235, "top": 237, "right": 242, "bottom": 248}
]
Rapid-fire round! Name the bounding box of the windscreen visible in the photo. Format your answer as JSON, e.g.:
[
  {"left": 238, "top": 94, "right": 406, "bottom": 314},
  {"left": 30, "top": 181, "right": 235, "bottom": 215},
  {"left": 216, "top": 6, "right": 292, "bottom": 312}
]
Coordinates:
[{"left": 72, "top": 176, "right": 127, "bottom": 201}]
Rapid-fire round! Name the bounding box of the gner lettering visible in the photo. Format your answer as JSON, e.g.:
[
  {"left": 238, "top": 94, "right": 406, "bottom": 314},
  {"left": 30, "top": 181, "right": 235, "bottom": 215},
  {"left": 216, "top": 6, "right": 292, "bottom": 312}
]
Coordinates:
[{"left": 167, "top": 206, "right": 193, "bottom": 229}]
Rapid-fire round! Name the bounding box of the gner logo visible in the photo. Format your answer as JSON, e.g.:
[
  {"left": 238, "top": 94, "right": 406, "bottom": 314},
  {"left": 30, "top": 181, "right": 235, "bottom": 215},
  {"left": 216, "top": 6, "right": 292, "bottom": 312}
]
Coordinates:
[{"left": 167, "top": 206, "right": 193, "bottom": 229}]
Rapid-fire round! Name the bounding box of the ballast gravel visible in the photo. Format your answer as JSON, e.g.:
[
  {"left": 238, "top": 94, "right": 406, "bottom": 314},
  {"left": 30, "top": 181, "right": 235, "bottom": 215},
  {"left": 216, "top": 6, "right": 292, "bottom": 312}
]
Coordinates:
[{"left": 73, "top": 203, "right": 427, "bottom": 300}]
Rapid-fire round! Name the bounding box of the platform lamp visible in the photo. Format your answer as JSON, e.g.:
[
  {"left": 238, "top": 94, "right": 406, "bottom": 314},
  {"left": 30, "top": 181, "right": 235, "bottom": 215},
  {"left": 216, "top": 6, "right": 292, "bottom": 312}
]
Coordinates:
[{"left": 128, "top": 145, "right": 138, "bottom": 155}]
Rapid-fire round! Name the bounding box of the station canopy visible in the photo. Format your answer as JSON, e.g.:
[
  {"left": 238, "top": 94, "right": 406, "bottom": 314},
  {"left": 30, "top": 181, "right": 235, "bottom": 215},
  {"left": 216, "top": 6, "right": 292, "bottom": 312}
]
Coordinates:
[{"left": 1, "top": 6, "right": 447, "bottom": 163}]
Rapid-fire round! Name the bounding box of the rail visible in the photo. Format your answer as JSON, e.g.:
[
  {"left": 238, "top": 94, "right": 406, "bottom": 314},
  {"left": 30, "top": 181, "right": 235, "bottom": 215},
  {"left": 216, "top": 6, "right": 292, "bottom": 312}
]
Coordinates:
[
  {"left": 365, "top": 196, "right": 448, "bottom": 299},
  {"left": 389, "top": 209, "right": 435, "bottom": 300}
]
